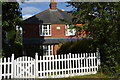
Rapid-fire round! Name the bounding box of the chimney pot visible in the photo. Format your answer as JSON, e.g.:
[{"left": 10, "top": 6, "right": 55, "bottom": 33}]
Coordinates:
[{"left": 50, "top": 0, "right": 57, "bottom": 10}]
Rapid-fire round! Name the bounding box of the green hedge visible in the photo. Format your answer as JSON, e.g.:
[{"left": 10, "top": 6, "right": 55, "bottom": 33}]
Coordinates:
[{"left": 57, "top": 39, "right": 95, "bottom": 54}]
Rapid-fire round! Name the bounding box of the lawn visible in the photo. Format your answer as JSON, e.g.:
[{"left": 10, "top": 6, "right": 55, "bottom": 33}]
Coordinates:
[
  {"left": 66, "top": 72, "right": 120, "bottom": 80},
  {"left": 37, "top": 73, "right": 120, "bottom": 80},
  {"left": 69, "top": 73, "right": 112, "bottom": 78}
]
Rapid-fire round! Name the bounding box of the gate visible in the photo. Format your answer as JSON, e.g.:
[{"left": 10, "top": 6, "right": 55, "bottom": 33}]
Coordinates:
[{"left": 14, "top": 56, "right": 36, "bottom": 78}]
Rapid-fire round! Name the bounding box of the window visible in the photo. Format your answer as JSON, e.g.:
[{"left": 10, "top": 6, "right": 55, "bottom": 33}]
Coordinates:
[
  {"left": 65, "top": 25, "right": 76, "bottom": 36},
  {"left": 40, "top": 45, "right": 53, "bottom": 56},
  {"left": 39, "top": 24, "right": 51, "bottom": 36}
]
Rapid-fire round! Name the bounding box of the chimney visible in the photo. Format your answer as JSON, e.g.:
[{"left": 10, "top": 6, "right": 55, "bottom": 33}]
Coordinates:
[{"left": 49, "top": 0, "right": 57, "bottom": 10}]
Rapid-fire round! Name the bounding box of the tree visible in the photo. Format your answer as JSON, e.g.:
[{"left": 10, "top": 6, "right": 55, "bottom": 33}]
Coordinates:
[
  {"left": 68, "top": 2, "right": 120, "bottom": 77},
  {"left": 2, "top": 2, "right": 22, "bottom": 32},
  {"left": 2, "top": 2, "right": 23, "bottom": 57}
]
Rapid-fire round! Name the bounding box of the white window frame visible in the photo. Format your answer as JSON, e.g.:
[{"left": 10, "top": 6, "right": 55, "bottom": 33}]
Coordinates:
[
  {"left": 40, "top": 45, "right": 53, "bottom": 56},
  {"left": 65, "top": 25, "right": 76, "bottom": 36},
  {"left": 39, "top": 24, "right": 51, "bottom": 36}
]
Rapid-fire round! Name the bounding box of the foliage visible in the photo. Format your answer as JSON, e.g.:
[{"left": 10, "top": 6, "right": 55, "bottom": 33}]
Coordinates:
[
  {"left": 2, "top": 2, "right": 22, "bottom": 32},
  {"left": 2, "top": 42, "right": 22, "bottom": 58},
  {"left": 57, "top": 39, "right": 95, "bottom": 54},
  {"left": 69, "top": 39, "right": 95, "bottom": 53},
  {"left": 67, "top": 2, "right": 120, "bottom": 77},
  {"left": 2, "top": 2, "right": 23, "bottom": 57},
  {"left": 15, "top": 27, "right": 22, "bottom": 45},
  {"left": 57, "top": 41, "right": 72, "bottom": 54}
]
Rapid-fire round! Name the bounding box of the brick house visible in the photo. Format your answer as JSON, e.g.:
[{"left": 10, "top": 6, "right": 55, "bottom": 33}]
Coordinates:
[{"left": 23, "top": 1, "right": 87, "bottom": 56}]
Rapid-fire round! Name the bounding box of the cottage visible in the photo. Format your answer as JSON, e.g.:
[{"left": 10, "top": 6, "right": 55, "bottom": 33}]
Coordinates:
[{"left": 23, "top": 1, "right": 87, "bottom": 57}]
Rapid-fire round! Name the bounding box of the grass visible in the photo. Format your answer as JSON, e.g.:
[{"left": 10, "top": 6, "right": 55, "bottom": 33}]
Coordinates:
[
  {"left": 69, "top": 73, "right": 111, "bottom": 78},
  {"left": 37, "top": 72, "right": 120, "bottom": 80}
]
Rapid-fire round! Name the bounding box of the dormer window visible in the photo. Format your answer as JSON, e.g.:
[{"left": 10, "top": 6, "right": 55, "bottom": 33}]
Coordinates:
[
  {"left": 39, "top": 24, "right": 51, "bottom": 36},
  {"left": 65, "top": 25, "right": 76, "bottom": 36}
]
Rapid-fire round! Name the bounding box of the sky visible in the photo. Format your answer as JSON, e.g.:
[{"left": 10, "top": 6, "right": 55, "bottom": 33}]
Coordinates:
[{"left": 19, "top": 2, "right": 74, "bottom": 20}]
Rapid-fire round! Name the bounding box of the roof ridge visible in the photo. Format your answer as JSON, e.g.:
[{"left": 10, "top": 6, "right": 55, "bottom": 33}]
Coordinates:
[{"left": 34, "top": 8, "right": 50, "bottom": 16}]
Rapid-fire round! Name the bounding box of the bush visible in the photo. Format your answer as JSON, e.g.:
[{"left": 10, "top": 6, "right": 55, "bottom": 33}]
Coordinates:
[
  {"left": 57, "top": 42, "right": 72, "bottom": 54},
  {"left": 70, "top": 39, "right": 95, "bottom": 53},
  {"left": 2, "top": 42, "right": 22, "bottom": 58},
  {"left": 57, "top": 38, "right": 95, "bottom": 54}
]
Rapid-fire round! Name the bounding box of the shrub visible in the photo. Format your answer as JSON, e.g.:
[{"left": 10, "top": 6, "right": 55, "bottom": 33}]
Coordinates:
[
  {"left": 70, "top": 39, "right": 95, "bottom": 53},
  {"left": 57, "top": 38, "right": 95, "bottom": 54},
  {"left": 57, "top": 42, "right": 72, "bottom": 54},
  {"left": 2, "top": 42, "right": 22, "bottom": 58}
]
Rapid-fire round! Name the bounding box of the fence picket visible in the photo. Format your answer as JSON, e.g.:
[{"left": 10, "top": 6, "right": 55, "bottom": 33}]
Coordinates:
[
  {"left": 39, "top": 55, "right": 41, "bottom": 77},
  {"left": 58, "top": 55, "right": 60, "bottom": 76},
  {"left": 80, "top": 53, "right": 83, "bottom": 73},
  {"left": 4, "top": 58, "right": 6, "bottom": 78},
  {"left": 64, "top": 54, "right": 66, "bottom": 75},
  {"left": 55, "top": 55, "right": 57, "bottom": 76},
  {"left": 61, "top": 54, "right": 63, "bottom": 76},
  {"left": 7, "top": 58, "right": 10, "bottom": 78},
  {"left": 72, "top": 54, "right": 74, "bottom": 74},
  {"left": 75, "top": 54, "right": 77, "bottom": 74},
  {"left": 35, "top": 53, "right": 38, "bottom": 78},
  {"left": 84, "top": 53, "right": 86, "bottom": 73},
  {"left": 46, "top": 56, "right": 48, "bottom": 78},
  {"left": 69, "top": 53, "right": 72, "bottom": 76},
  {"left": 67, "top": 54, "right": 69, "bottom": 76},
  {"left": 0, "top": 58, "right": 2, "bottom": 80},
  {"left": 91, "top": 53, "right": 93, "bottom": 72},
  {"left": 78, "top": 54, "right": 80, "bottom": 73}
]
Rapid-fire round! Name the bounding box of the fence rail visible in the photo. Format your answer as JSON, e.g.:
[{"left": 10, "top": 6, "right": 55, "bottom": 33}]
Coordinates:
[{"left": 0, "top": 52, "right": 100, "bottom": 79}]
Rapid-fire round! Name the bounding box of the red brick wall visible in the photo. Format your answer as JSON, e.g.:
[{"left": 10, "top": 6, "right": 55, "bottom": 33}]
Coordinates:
[
  {"left": 23, "top": 24, "right": 87, "bottom": 38},
  {"left": 23, "top": 24, "right": 39, "bottom": 38},
  {"left": 51, "top": 24, "right": 66, "bottom": 38},
  {"left": 23, "top": 24, "right": 68, "bottom": 38},
  {"left": 53, "top": 44, "right": 59, "bottom": 55}
]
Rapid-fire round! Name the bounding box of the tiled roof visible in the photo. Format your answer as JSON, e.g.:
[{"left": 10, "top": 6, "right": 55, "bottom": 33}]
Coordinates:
[{"left": 23, "top": 8, "right": 73, "bottom": 24}]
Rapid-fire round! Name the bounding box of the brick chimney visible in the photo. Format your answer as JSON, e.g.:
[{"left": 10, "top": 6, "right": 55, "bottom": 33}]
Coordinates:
[{"left": 49, "top": 0, "right": 57, "bottom": 10}]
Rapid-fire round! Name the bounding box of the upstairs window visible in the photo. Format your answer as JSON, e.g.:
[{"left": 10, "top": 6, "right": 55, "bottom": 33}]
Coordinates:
[
  {"left": 39, "top": 24, "right": 51, "bottom": 36},
  {"left": 65, "top": 25, "right": 76, "bottom": 36}
]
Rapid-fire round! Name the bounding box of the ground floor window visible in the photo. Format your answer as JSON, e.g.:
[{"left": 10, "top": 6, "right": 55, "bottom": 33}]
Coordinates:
[{"left": 40, "top": 45, "right": 53, "bottom": 56}]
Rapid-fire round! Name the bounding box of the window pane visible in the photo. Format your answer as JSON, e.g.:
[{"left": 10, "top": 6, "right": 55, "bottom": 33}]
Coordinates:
[
  {"left": 39, "top": 24, "right": 51, "bottom": 36},
  {"left": 66, "top": 25, "right": 76, "bottom": 36},
  {"left": 40, "top": 45, "right": 53, "bottom": 56},
  {"left": 43, "top": 26, "right": 47, "bottom": 29},
  {"left": 49, "top": 25, "right": 50, "bottom": 29}
]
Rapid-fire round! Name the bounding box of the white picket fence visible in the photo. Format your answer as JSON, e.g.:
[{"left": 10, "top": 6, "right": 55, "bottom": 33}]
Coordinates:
[{"left": 0, "top": 51, "right": 100, "bottom": 79}]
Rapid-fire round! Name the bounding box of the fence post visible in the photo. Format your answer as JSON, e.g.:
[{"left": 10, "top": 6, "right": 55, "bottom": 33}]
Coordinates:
[
  {"left": 35, "top": 53, "right": 38, "bottom": 78},
  {"left": 69, "top": 53, "right": 72, "bottom": 77},
  {"left": 0, "top": 57, "right": 2, "bottom": 80},
  {"left": 11, "top": 54, "right": 14, "bottom": 78},
  {"left": 96, "top": 48, "right": 100, "bottom": 66}
]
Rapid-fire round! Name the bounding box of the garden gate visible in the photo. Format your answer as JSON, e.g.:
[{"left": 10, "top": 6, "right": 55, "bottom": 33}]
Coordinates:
[{"left": 14, "top": 56, "right": 36, "bottom": 78}]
